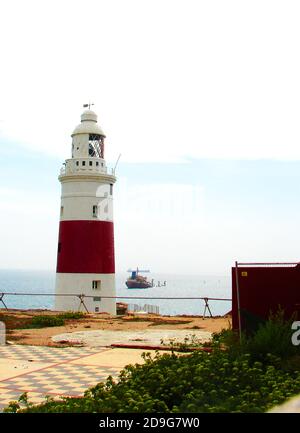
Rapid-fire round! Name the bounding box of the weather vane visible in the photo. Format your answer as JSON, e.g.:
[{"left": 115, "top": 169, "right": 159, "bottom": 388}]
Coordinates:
[{"left": 83, "top": 102, "right": 94, "bottom": 110}]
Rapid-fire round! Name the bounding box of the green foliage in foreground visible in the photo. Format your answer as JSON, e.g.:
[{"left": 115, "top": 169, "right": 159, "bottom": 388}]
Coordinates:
[
  {"left": 5, "top": 351, "right": 300, "bottom": 413},
  {"left": 6, "top": 311, "right": 300, "bottom": 413}
]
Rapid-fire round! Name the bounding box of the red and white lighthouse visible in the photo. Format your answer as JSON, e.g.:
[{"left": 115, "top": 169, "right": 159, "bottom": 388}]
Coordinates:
[{"left": 55, "top": 107, "right": 117, "bottom": 314}]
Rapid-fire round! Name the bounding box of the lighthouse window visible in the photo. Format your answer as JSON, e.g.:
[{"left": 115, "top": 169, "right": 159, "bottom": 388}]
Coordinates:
[
  {"left": 93, "top": 297, "right": 101, "bottom": 302},
  {"left": 92, "top": 205, "right": 98, "bottom": 217},
  {"left": 92, "top": 280, "right": 101, "bottom": 289},
  {"left": 60, "top": 206, "right": 64, "bottom": 216},
  {"left": 58, "top": 242, "right": 61, "bottom": 253},
  {"left": 89, "top": 161, "right": 93, "bottom": 166},
  {"left": 82, "top": 161, "right": 86, "bottom": 166},
  {"left": 96, "top": 161, "right": 99, "bottom": 166},
  {"left": 110, "top": 184, "right": 113, "bottom": 195},
  {"left": 76, "top": 161, "right": 79, "bottom": 166},
  {"left": 89, "top": 134, "right": 103, "bottom": 158}
]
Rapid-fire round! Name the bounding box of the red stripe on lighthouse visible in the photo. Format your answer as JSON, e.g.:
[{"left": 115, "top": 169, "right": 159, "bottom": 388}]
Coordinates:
[{"left": 56, "top": 220, "right": 115, "bottom": 274}]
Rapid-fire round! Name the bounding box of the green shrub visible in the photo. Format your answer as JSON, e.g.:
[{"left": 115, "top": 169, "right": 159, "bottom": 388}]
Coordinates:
[
  {"left": 25, "top": 315, "right": 65, "bottom": 328},
  {"left": 246, "top": 311, "right": 298, "bottom": 362},
  {"left": 21, "top": 311, "right": 85, "bottom": 328},
  {"left": 212, "top": 309, "right": 300, "bottom": 363}
]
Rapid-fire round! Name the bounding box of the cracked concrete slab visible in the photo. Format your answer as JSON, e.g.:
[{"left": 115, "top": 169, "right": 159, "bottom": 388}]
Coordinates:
[{"left": 52, "top": 329, "right": 211, "bottom": 348}]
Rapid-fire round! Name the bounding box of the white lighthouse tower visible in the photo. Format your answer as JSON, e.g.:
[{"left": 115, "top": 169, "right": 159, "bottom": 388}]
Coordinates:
[{"left": 55, "top": 107, "right": 117, "bottom": 314}]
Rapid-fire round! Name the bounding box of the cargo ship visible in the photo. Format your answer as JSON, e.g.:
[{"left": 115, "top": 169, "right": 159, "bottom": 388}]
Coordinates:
[{"left": 126, "top": 268, "right": 153, "bottom": 289}]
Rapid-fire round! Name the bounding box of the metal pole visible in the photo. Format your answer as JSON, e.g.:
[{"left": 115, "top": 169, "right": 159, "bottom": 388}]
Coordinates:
[
  {"left": 203, "top": 301, "right": 207, "bottom": 319},
  {"left": 206, "top": 298, "right": 213, "bottom": 318},
  {"left": 203, "top": 297, "right": 213, "bottom": 319},
  {"left": 77, "top": 294, "right": 89, "bottom": 313},
  {"left": 0, "top": 294, "right": 8, "bottom": 309},
  {"left": 235, "top": 261, "right": 242, "bottom": 342}
]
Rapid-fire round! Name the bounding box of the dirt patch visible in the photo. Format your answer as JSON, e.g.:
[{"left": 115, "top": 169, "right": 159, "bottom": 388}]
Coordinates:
[
  {"left": 148, "top": 320, "right": 193, "bottom": 326},
  {"left": 122, "top": 316, "right": 193, "bottom": 326}
]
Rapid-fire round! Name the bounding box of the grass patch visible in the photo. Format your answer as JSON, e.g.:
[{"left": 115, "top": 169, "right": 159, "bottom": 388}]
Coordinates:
[
  {"left": 23, "top": 315, "right": 65, "bottom": 328},
  {"left": 1, "top": 311, "right": 87, "bottom": 330}
]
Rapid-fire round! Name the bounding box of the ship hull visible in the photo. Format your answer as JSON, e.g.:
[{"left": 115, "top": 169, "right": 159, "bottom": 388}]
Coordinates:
[{"left": 126, "top": 281, "right": 152, "bottom": 289}]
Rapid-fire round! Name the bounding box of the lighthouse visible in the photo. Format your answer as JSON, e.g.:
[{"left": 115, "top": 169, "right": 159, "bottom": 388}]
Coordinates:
[{"left": 55, "top": 107, "right": 117, "bottom": 314}]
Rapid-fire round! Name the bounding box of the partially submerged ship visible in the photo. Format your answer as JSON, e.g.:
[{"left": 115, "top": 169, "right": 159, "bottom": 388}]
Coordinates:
[{"left": 126, "top": 268, "right": 153, "bottom": 289}]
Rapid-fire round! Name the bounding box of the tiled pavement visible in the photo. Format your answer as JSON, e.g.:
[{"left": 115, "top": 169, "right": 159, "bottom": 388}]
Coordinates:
[
  {"left": 0, "top": 345, "right": 148, "bottom": 411},
  {"left": 0, "top": 345, "right": 101, "bottom": 363}
]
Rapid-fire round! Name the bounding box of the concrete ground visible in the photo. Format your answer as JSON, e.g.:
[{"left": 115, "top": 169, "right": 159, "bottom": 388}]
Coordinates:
[
  {"left": 0, "top": 344, "right": 162, "bottom": 412},
  {"left": 52, "top": 328, "right": 212, "bottom": 347}
]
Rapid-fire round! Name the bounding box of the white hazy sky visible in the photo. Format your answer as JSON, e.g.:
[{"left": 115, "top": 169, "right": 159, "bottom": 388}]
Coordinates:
[
  {"left": 1, "top": 0, "right": 300, "bottom": 274},
  {"left": 1, "top": 0, "right": 300, "bottom": 162}
]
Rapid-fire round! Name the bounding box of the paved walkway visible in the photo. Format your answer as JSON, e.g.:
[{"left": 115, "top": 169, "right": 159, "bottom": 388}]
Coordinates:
[{"left": 0, "top": 345, "right": 151, "bottom": 411}]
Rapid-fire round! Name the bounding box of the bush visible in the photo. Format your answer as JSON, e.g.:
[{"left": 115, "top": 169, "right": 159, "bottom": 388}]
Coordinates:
[
  {"left": 212, "top": 309, "right": 300, "bottom": 364},
  {"left": 246, "top": 311, "right": 298, "bottom": 362},
  {"left": 21, "top": 312, "right": 85, "bottom": 328},
  {"left": 25, "top": 315, "right": 65, "bottom": 328}
]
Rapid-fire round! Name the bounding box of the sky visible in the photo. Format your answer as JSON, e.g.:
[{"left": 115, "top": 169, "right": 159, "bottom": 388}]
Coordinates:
[{"left": 1, "top": 0, "right": 300, "bottom": 274}]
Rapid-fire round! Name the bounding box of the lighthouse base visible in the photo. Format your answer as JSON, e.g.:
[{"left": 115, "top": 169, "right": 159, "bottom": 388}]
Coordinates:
[{"left": 55, "top": 273, "right": 116, "bottom": 315}]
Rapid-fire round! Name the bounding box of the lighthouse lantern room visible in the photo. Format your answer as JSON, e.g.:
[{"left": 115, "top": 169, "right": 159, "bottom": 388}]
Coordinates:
[{"left": 55, "top": 108, "right": 117, "bottom": 314}]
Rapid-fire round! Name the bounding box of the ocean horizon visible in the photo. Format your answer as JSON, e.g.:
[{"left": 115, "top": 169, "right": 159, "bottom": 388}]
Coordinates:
[{"left": 0, "top": 269, "right": 232, "bottom": 316}]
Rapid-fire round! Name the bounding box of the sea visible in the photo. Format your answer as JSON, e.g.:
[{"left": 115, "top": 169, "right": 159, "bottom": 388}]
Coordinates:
[{"left": 0, "top": 270, "right": 232, "bottom": 317}]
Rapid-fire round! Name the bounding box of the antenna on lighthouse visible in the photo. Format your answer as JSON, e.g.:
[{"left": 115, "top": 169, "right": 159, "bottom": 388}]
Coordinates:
[{"left": 114, "top": 153, "right": 122, "bottom": 173}]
